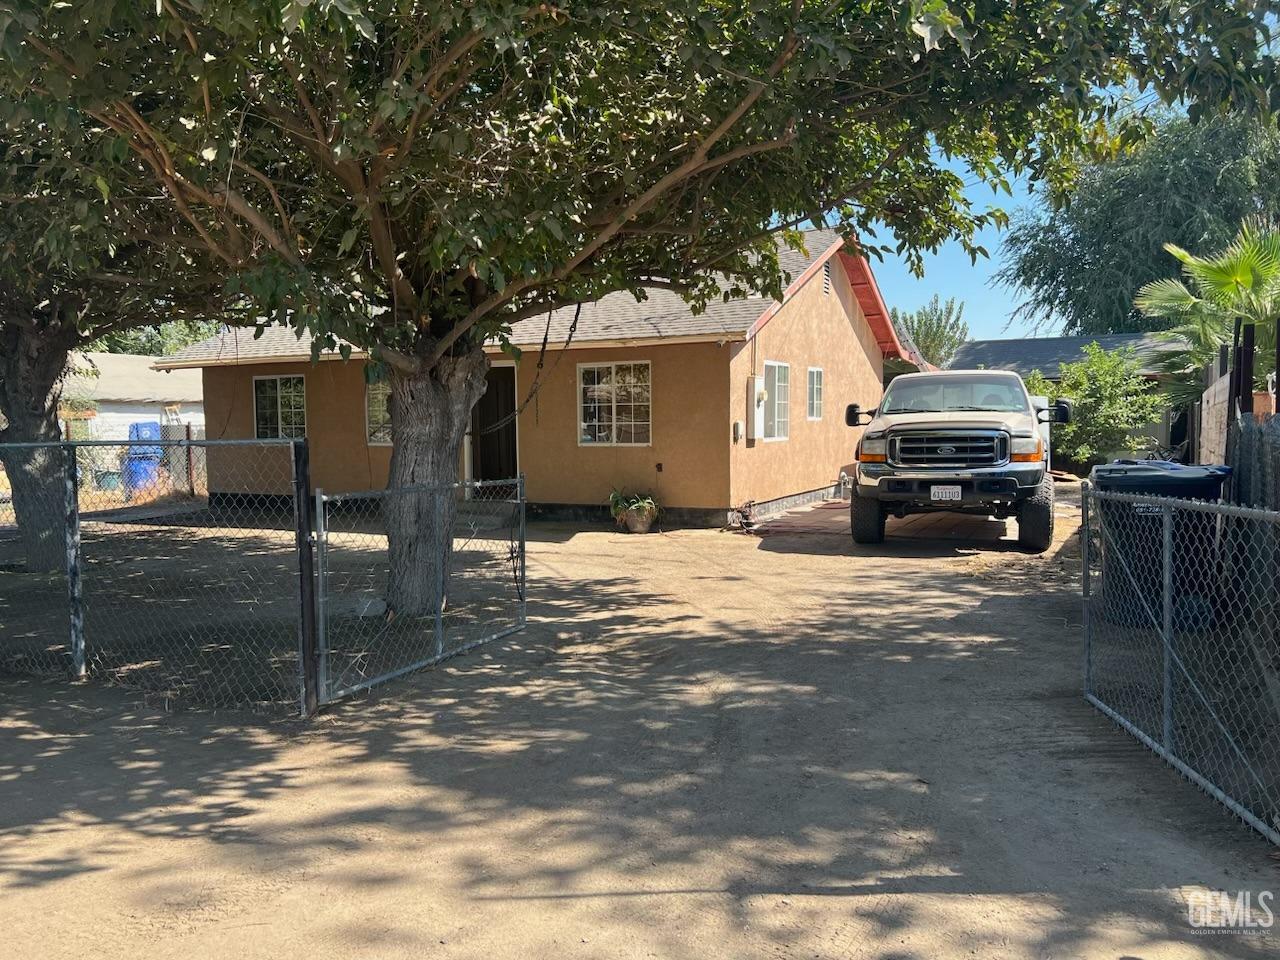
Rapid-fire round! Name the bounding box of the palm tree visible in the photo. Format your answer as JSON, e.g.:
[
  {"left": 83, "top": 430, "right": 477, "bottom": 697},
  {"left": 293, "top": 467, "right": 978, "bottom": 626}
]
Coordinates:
[{"left": 1135, "top": 219, "right": 1280, "bottom": 408}]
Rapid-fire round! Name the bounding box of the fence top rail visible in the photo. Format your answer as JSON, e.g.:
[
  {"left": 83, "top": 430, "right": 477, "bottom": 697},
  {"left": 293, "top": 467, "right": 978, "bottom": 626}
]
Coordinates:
[
  {"left": 0, "top": 438, "right": 299, "bottom": 450},
  {"left": 1083, "top": 480, "right": 1280, "bottom": 523},
  {"left": 319, "top": 475, "right": 523, "bottom": 504}
]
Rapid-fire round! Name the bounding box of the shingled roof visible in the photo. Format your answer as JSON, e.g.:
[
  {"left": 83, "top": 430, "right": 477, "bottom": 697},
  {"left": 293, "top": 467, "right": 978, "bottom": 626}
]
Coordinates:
[
  {"left": 949, "top": 333, "right": 1177, "bottom": 378},
  {"left": 156, "top": 230, "right": 913, "bottom": 369},
  {"left": 152, "top": 325, "right": 341, "bottom": 369},
  {"left": 66, "top": 351, "right": 203, "bottom": 404},
  {"left": 503, "top": 229, "right": 844, "bottom": 346}
]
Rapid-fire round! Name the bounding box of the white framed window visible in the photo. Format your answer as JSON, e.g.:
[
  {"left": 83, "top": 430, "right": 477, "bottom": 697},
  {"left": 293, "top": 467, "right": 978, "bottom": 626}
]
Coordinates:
[
  {"left": 366, "top": 380, "right": 392, "bottom": 445},
  {"left": 253, "top": 375, "right": 306, "bottom": 439},
  {"left": 578, "top": 361, "right": 651, "bottom": 446},
  {"left": 763, "top": 361, "right": 789, "bottom": 440},
  {"left": 807, "top": 367, "right": 824, "bottom": 420}
]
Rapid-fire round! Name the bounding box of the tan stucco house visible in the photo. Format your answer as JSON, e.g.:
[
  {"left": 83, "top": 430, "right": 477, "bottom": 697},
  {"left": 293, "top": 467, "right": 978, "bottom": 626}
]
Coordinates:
[{"left": 156, "top": 230, "right": 921, "bottom": 524}]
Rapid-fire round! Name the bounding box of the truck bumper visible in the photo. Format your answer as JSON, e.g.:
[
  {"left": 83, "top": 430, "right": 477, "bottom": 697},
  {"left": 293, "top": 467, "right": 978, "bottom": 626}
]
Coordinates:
[{"left": 856, "top": 463, "right": 1044, "bottom": 509}]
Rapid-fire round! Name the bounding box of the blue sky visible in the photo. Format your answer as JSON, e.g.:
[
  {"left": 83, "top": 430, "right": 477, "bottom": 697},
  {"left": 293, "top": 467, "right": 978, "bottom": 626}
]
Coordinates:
[{"left": 869, "top": 174, "right": 1046, "bottom": 342}]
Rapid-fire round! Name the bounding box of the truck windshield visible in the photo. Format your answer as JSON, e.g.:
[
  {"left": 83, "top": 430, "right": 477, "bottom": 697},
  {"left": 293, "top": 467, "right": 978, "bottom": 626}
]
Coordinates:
[{"left": 880, "top": 375, "right": 1030, "bottom": 414}]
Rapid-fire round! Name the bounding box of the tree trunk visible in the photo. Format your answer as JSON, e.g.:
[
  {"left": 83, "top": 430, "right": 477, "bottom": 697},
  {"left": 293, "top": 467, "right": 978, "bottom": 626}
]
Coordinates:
[
  {"left": 383, "top": 348, "right": 490, "bottom": 617},
  {"left": 0, "top": 320, "right": 76, "bottom": 573}
]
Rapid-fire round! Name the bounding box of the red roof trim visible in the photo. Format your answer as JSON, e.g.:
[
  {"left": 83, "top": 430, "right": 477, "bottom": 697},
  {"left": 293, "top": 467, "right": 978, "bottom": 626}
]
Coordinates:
[
  {"left": 838, "top": 250, "right": 917, "bottom": 366},
  {"left": 744, "top": 237, "right": 931, "bottom": 369}
]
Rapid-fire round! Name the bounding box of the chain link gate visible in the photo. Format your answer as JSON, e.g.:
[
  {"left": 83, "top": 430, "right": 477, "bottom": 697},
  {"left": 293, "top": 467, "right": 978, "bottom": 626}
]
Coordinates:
[
  {"left": 313, "top": 477, "right": 527, "bottom": 706},
  {"left": 1082, "top": 482, "right": 1280, "bottom": 846}
]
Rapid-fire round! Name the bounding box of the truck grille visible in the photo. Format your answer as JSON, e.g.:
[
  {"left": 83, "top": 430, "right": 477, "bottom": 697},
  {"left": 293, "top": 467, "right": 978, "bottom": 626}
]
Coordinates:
[{"left": 889, "top": 431, "right": 1008, "bottom": 467}]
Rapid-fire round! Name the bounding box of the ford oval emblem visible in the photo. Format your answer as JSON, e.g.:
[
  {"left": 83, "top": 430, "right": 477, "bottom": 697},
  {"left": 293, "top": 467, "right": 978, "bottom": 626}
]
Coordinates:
[{"left": 937, "top": 445, "right": 957, "bottom": 455}]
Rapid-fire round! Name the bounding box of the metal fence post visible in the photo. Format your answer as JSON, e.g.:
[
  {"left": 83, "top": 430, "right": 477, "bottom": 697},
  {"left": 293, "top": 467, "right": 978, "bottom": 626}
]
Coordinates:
[
  {"left": 434, "top": 489, "right": 446, "bottom": 658},
  {"left": 314, "top": 488, "right": 328, "bottom": 703},
  {"left": 63, "top": 445, "right": 85, "bottom": 679},
  {"left": 1081, "top": 482, "right": 1091, "bottom": 696},
  {"left": 1161, "top": 501, "right": 1175, "bottom": 752},
  {"left": 518, "top": 473, "right": 527, "bottom": 625},
  {"left": 184, "top": 423, "right": 196, "bottom": 497},
  {"left": 292, "top": 440, "right": 320, "bottom": 718}
]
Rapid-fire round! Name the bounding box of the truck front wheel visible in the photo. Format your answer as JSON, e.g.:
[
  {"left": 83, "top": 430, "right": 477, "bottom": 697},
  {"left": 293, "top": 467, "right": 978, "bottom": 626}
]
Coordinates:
[
  {"left": 1016, "top": 477, "right": 1055, "bottom": 552},
  {"left": 851, "top": 495, "right": 886, "bottom": 544}
]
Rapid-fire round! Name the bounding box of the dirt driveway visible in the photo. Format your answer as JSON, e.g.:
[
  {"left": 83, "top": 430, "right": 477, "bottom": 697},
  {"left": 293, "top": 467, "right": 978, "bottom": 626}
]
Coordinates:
[{"left": 3, "top": 482, "right": 1278, "bottom": 959}]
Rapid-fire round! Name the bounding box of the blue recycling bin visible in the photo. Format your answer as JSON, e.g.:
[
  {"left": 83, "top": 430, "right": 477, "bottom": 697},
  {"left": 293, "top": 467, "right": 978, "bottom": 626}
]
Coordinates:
[{"left": 123, "top": 421, "right": 164, "bottom": 499}]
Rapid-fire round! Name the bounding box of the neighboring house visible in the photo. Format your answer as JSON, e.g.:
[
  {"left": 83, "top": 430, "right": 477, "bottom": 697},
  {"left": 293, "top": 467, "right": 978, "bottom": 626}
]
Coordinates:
[
  {"left": 948, "top": 333, "right": 1174, "bottom": 380},
  {"left": 949, "top": 332, "right": 1182, "bottom": 453},
  {"left": 63, "top": 351, "right": 205, "bottom": 440},
  {"left": 156, "top": 230, "right": 925, "bottom": 523}
]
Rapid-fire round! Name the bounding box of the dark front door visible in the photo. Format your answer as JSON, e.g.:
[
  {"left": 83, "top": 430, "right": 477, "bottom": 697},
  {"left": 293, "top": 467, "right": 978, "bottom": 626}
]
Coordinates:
[{"left": 471, "top": 366, "right": 518, "bottom": 482}]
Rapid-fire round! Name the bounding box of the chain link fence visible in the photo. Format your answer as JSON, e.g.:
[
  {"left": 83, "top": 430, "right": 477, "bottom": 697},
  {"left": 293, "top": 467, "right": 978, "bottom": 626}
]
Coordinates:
[
  {"left": 1, "top": 438, "right": 305, "bottom": 710},
  {"left": 316, "top": 478, "right": 526, "bottom": 704},
  {"left": 1083, "top": 483, "right": 1280, "bottom": 845},
  {"left": 1, "top": 439, "right": 527, "bottom": 714}
]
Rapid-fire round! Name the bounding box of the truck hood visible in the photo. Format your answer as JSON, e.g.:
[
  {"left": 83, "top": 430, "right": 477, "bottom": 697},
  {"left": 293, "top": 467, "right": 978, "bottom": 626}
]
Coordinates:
[{"left": 866, "top": 410, "right": 1038, "bottom": 436}]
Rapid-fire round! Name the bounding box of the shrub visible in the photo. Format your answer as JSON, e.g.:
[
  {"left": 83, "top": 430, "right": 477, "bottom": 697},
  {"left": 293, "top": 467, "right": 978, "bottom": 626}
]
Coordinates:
[{"left": 1025, "top": 342, "right": 1165, "bottom": 467}]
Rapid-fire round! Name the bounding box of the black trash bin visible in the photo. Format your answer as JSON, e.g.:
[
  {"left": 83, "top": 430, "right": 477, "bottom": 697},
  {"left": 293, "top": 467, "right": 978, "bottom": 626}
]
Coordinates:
[{"left": 1090, "top": 460, "right": 1231, "bottom": 626}]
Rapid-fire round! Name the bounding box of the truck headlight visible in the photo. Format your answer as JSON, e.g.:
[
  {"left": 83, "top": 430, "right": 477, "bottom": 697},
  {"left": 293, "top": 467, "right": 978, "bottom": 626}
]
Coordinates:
[
  {"left": 858, "top": 437, "right": 887, "bottom": 463},
  {"left": 1010, "top": 436, "right": 1044, "bottom": 462}
]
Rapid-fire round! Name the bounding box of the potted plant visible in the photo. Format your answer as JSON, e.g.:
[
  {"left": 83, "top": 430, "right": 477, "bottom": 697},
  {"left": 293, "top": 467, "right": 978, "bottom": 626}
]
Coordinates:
[{"left": 609, "top": 489, "right": 660, "bottom": 533}]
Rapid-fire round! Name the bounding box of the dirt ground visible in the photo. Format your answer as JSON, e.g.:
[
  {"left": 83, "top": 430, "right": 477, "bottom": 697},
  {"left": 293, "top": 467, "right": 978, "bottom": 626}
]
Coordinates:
[{"left": 3, "top": 481, "right": 1278, "bottom": 959}]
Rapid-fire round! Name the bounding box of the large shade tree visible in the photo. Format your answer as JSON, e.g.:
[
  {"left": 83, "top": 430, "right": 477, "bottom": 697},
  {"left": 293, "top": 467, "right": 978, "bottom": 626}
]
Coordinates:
[
  {"left": 997, "top": 112, "right": 1280, "bottom": 335},
  {"left": 0, "top": 117, "right": 227, "bottom": 569},
  {"left": 1, "top": 0, "right": 1277, "bottom": 612}
]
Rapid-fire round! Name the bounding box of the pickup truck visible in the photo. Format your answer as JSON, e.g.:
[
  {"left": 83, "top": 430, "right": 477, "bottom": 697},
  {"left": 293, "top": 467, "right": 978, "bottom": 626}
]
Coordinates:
[{"left": 845, "top": 369, "right": 1071, "bottom": 552}]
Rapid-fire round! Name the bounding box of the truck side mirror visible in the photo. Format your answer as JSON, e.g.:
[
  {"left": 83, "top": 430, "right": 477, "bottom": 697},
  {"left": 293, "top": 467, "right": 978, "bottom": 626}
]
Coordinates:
[
  {"left": 845, "top": 404, "right": 873, "bottom": 427},
  {"left": 1037, "top": 399, "right": 1072, "bottom": 424}
]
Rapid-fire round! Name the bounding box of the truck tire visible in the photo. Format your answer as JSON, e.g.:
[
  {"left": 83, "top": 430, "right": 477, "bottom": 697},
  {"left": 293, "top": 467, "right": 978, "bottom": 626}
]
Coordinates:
[
  {"left": 851, "top": 495, "right": 886, "bottom": 544},
  {"left": 1017, "top": 476, "right": 1054, "bottom": 552}
]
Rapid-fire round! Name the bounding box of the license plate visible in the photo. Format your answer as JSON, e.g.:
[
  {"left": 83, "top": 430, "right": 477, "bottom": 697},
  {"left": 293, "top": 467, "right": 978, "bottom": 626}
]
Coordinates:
[{"left": 930, "top": 485, "right": 963, "bottom": 502}]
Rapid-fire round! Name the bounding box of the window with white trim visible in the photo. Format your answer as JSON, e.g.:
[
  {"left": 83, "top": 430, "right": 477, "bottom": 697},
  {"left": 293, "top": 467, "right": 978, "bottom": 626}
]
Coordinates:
[
  {"left": 366, "top": 380, "right": 392, "bottom": 444},
  {"left": 579, "top": 362, "right": 651, "bottom": 445},
  {"left": 763, "top": 361, "right": 789, "bottom": 440},
  {"left": 807, "top": 367, "right": 824, "bottom": 420},
  {"left": 253, "top": 375, "right": 306, "bottom": 439}
]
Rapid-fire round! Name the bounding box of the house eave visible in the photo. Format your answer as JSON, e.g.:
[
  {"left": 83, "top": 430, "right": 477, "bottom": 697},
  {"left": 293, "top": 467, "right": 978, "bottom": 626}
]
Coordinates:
[
  {"left": 153, "top": 351, "right": 361, "bottom": 371},
  {"left": 487, "top": 333, "right": 744, "bottom": 353},
  {"left": 156, "top": 333, "right": 744, "bottom": 371}
]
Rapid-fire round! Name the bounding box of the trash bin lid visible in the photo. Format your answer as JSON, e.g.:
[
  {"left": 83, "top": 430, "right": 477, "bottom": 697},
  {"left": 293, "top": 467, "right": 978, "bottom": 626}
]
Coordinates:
[
  {"left": 128, "top": 421, "right": 163, "bottom": 442},
  {"left": 1090, "top": 459, "right": 1231, "bottom": 491}
]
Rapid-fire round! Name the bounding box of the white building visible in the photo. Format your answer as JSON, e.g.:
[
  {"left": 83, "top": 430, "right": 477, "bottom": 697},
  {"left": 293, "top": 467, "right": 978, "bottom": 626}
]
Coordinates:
[{"left": 63, "top": 352, "right": 205, "bottom": 440}]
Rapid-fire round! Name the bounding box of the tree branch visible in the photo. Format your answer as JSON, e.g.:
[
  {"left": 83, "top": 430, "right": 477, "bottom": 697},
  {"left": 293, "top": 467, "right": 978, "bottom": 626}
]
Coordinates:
[
  {"left": 232, "top": 159, "right": 297, "bottom": 242},
  {"left": 211, "top": 187, "right": 301, "bottom": 266}
]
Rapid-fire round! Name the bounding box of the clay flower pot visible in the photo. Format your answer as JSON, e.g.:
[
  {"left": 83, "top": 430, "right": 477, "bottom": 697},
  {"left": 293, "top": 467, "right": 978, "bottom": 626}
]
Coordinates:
[{"left": 622, "top": 504, "right": 658, "bottom": 533}]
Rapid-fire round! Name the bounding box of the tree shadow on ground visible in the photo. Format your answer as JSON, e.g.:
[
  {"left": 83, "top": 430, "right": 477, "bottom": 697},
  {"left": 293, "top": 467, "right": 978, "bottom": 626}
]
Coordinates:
[{"left": 1, "top": 515, "right": 1275, "bottom": 959}]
